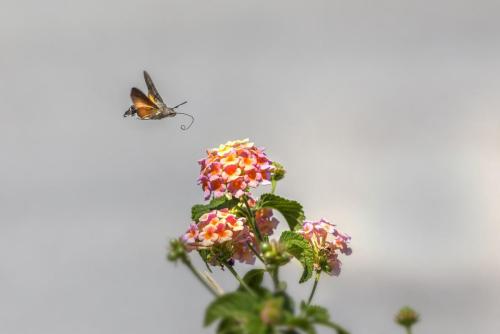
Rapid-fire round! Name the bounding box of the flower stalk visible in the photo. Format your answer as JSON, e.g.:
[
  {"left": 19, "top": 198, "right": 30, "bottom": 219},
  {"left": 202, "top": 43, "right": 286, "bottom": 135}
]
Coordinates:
[
  {"left": 181, "top": 256, "right": 221, "bottom": 297},
  {"left": 307, "top": 271, "right": 321, "bottom": 305},
  {"left": 242, "top": 195, "right": 263, "bottom": 242},
  {"left": 223, "top": 261, "right": 257, "bottom": 297}
]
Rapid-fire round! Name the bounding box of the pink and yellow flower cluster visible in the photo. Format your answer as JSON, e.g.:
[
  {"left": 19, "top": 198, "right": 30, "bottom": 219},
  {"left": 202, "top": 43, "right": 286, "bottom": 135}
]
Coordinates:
[
  {"left": 198, "top": 139, "right": 274, "bottom": 199},
  {"left": 299, "top": 218, "right": 352, "bottom": 276},
  {"left": 181, "top": 209, "right": 257, "bottom": 264}
]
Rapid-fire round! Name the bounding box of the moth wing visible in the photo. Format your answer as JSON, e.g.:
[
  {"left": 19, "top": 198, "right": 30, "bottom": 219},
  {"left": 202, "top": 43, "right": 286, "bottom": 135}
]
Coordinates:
[
  {"left": 130, "top": 87, "right": 159, "bottom": 119},
  {"left": 143, "top": 70, "right": 165, "bottom": 104}
]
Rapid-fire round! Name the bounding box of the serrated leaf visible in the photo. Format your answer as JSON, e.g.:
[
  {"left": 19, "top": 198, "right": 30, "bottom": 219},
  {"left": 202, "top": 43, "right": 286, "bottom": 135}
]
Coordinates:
[
  {"left": 257, "top": 194, "right": 304, "bottom": 230},
  {"left": 191, "top": 204, "right": 209, "bottom": 221},
  {"left": 204, "top": 292, "right": 259, "bottom": 327},
  {"left": 191, "top": 196, "right": 239, "bottom": 221},
  {"left": 280, "top": 231, "right": 314, "bottom": 283}
]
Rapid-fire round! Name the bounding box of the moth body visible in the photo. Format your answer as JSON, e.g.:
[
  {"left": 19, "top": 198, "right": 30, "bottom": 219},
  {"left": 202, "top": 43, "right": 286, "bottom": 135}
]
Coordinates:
[{"left": 123, "top": 70, "right": 193, "bottom": 129}]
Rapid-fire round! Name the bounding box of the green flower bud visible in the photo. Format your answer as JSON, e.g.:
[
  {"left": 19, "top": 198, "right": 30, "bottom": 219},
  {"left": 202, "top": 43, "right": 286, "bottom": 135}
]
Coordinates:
[
  {"left": 272, "top": 162, "right": 286, "bottom": 181},
  {"left": 261, "top": 242, "right": 272, "bottom": 253},
  {"left": 262, "top": 240, "right": 291, "bottom": 266},
  {"left": 395, "top": 306, "right": 419, "bottom": 329},
  {"left": 167, "top": 239, "right": 187, "bottom": 262}
]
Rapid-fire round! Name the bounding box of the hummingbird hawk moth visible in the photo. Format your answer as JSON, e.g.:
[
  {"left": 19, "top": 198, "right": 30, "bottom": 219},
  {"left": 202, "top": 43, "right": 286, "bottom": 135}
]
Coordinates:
[{"left": 124, "top": 71, "right": 194, "bottom": 130}]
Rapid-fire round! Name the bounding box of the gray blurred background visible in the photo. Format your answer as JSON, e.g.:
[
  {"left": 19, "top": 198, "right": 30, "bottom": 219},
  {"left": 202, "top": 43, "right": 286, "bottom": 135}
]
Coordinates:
[{"left": 1, "top": 0, "right": 499, "bottom": 333}]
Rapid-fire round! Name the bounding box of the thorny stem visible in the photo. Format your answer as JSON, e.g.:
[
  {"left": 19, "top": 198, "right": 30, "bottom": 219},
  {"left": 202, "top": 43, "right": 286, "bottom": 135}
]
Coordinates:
[
  {"left": 181, "top": 256, "right": 220, "bottom": 297},
  {"left": 224, "top": 261, "right": 257, "bottom": 297},
  {"left": 307, "top": 271, "right": 321, "bottom": 305}
]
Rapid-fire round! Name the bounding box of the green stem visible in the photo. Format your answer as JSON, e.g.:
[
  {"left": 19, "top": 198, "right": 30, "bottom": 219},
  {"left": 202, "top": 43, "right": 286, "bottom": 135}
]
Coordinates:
[
  {"left": 307, "top": 271, "right": 321, "bottom": 305},
  {"left": 405, "top": 326, "right": 413, "bottom": 334},
  {"left": 246, "top": 242, "right": 281, "bottom": 292},
  {"left": 224, "top": 261, "right": 257, "bottom": 297},
  {"left": 271, "top": 178, "right": 277, "bottom": 194},
  {"left": 181, "top": 257, "right": 220, "bottom": 297},
  {"left": 271, "top": 266, "right": 280, "bottom": 291},
  {"left": 247, "top": 242, "right": 265, "bottom": 264},
  {"left": 242, "top": 195, "right": 263, "bottom": 241}
]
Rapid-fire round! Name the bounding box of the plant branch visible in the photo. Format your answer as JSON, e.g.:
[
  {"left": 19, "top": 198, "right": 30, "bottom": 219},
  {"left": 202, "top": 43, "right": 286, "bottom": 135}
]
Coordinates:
[
  {"left": 242, "top": 195, "right": 263, "bottom": 241},
  {"left": 181, "top": 256, "right": 220, "bottom": 297},
  {"left": 224, "top": 261, "right": 257, "bottom": 297},
  {"left": 246, "top": 242, "right": 281, "bottom": 293},
  {"left": 307, "top": 271, "right": 321, "bottom": 305},
  {"left": 247, "top": 242, "right": 266, "bottom": 264},
  {"left": 271, "top": 266, "right": 280, "bottom": 291}
]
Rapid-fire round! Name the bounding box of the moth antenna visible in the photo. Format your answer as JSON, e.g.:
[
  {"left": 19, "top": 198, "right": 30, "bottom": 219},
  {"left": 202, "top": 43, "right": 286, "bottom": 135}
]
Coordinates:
[{"left": 172, "top": 101, "right": 188, "bottom": 109}]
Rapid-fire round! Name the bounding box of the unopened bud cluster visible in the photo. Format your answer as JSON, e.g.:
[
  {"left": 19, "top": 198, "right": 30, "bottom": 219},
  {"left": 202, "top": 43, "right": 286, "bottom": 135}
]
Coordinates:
[
  {"left": 167, "top": 239, "right": 187, "bottom": 262},
  {"left": 261, "top": 240, "right": 291, "bottom": 266},
  {"left": 395, "top": 306, "right": 419, "bottom": 328}
]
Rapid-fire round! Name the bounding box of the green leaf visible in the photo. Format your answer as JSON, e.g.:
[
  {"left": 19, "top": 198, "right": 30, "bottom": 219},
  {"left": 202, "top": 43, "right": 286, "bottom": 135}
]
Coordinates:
[
  {"left": 300, "top": 304, "right": 350, "bottom": 334},
  {"left": 274, "top": 291, "right": 295, "bottom": 314},
  {"left": 242, "top": 269, "right": 265, "bottom": 289},
  {"left": 283, "top": 316, "right": 317, "bottom": 334},
  {"left": 316, "top": 321, "right": 350, "bottom": 334},
  {"left": 204, "top": 291, "right": 259, "bottom": 327},
  {"left": 256, "top": 194, "right": 304, "bottom": 230},
  {"left": 245, "top": 317, "right": 269, "bottom": 334},
  {"left": 237, "top": 269, "right": 270, "bottom": 296},
  {"left": 191, "top": 196, "right": 239, "bottom": 221},
  {"left": 216, "top": 318, "right": 244, "bottom": 334},
  {"left": 280, "top": 231, "right": 314, "bottom": 283},
  {"left": 197, "top": 249, "right": 212, "bottom": 272},
  {"left": 301, "top": 304, "right": 329, "bottom": 323}
]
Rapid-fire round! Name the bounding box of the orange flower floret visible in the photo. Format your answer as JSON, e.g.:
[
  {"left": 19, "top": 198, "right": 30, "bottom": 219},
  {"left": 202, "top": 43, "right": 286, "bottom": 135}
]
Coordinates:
[
  {"left": 225, "top": 214, "right": 244, "bottom": 231},
  {"left": 199, "top": 224, "right": 218, "bottom": 246},
  {"left": 215, "top": 222, "right": 233, "bottom": 242},
  {"left": 222, "top": 164, "right": 242, "bottom": 181}
]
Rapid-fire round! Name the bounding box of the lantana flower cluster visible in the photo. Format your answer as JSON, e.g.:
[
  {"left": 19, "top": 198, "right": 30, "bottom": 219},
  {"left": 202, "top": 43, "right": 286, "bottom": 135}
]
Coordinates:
[
  {"left": 299, "top": 218, "right": 352, "bottom": 276},
  {"left": 181, "top": 209, "right": 257, "bottom": 264},
  {"left": 198, "top": 139, "right": 274, "bottom": 199}
]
